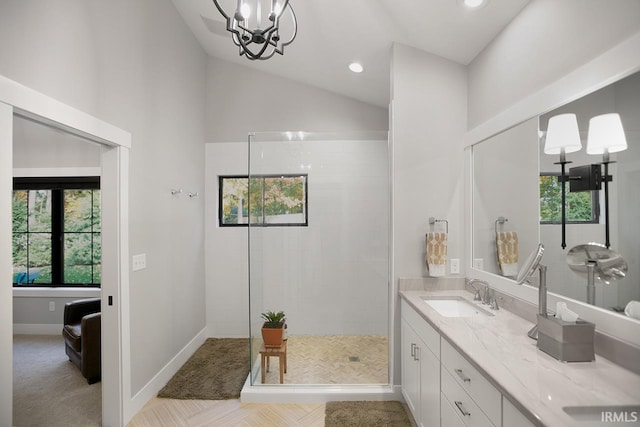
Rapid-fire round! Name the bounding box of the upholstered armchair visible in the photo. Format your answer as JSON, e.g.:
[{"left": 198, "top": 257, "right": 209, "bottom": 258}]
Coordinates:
[{"left": 62, "top": 298, "right": 101, "bottom": 384}]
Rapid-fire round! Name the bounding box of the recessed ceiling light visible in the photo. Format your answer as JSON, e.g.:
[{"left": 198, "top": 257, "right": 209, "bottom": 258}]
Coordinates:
[
  {"left": 349, "top": 62, "right": 364, "bottom": 73},
  {"left": 459, "top": 0, "right": 488, "bottom": 9}
]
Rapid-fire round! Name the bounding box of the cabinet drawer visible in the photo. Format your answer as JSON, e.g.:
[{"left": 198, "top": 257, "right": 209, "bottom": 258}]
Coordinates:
[
  {"left": 441, "top": 367, "right": 495, "bottom": 427},
  {"left": 401, "top": 299, "right": 440, "bottom": 357},
  {"left": 441, "top": 339, "right": 501, "bottom": 426},
  {"left": 441, "top": 392, "right": 467, "bottom": 427}
]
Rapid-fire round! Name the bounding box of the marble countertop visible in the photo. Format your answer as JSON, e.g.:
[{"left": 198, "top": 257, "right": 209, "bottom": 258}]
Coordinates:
[{"left": 400, "top": 289, "right": 640, "bottom": 427}]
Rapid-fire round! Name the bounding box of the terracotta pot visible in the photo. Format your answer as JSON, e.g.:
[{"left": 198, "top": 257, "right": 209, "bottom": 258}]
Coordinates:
[{"left": 261, "top": 325, "right": 284, "bottom": 348}]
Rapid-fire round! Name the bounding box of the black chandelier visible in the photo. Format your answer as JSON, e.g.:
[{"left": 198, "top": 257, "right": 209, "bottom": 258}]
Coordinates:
[{"left": 211, "top": 0, "right": 297, "bottom": 60}]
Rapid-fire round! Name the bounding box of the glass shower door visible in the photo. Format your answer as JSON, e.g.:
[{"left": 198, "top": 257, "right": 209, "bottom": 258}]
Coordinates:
[{"left": 248, "top": 131, "right": 390, "bottom": 386}]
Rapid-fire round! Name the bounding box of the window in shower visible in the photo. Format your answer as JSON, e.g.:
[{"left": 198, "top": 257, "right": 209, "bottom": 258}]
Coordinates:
[{"left": 219, "top": 174, "right": 308, "bottom": 226}]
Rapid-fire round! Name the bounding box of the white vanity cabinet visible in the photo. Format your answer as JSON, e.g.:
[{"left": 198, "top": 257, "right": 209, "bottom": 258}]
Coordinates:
[
  {"left": 401, "top": 298, "right": 534, "bottom": 427},
  {"left": 441, "top": 339, "right": 501, "bottom": 426},
  {"left": 401, "top": 299, "right": 440, "bottom": 427}
]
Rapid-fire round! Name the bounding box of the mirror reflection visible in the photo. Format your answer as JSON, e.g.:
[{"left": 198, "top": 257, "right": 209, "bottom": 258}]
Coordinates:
[
  {"left": 472, "top": 117, "right": 539, "bottom": 279},
  {"left": 473, "top": 71, "right": 640, "bottom": 319}
]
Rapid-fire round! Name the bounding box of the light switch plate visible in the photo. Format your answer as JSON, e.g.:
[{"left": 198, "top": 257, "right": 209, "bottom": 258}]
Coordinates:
[
  {"left": 132, "top": 253, "right": 146, "bottom": 271},
  {"left": 473, "top": 258, "right": 484, "bottom": 270},
  {"left": 49, "top": 301, "right": 55, "bottom": 312}
]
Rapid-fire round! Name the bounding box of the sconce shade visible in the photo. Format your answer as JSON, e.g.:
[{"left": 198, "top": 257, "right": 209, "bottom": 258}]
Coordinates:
[
  {"left": 586, "top": 113, "right": 628, "bottom": 154},
  {"left": 544, "top": 113, "right": 582, "bottom": 155}
]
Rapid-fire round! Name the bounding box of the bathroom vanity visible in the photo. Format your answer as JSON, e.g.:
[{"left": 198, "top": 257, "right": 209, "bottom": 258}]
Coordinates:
[{"left": 400, "top": 289, "right": 640, "bottom": 427}]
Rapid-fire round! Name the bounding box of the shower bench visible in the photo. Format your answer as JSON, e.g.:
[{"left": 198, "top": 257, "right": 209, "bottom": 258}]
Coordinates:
[{"left": 260, "top": 339, "right": 288, "bottom": 384}]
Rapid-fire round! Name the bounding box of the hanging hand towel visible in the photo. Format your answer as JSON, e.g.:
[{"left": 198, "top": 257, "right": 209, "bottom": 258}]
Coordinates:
[
  {"left": 426, "top": 232, "right": 447, "bottom": 277},
  {"left": 496, "top": 231, "right": 519, "bottom": 277}
]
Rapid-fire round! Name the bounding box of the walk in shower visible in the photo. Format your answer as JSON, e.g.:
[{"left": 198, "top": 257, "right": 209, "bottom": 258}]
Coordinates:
[{"left": 246, "top": 131, "right": 390, "bottom": 386}]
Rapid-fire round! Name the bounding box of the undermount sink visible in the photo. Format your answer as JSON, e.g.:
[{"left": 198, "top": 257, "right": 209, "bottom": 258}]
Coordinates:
[{"left": 422, "top": 296, "right": 494, "bottom": 318}]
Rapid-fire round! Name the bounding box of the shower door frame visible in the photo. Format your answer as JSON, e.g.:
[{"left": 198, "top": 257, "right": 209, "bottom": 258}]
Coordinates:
[{"left": 242, "top": 130, "right": 398, "bottom": 402}]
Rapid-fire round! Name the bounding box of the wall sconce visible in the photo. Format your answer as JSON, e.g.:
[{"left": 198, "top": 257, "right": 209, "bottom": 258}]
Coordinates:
[
  {"left": 544, "top": 113, "right": 627, "bottom": 249},
  {"left": 544, "top": 113, "right": 582, "bottom": 249},
  {"left": 585, "top": 113, "right": 628, "bottom": 248}
]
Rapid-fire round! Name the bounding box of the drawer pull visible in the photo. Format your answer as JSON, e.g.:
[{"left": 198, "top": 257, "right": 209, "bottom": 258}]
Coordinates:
[
  {"left": 414, "top": 346, "right": 420, "bottom": 361},
  {"left": 455, "top": 401, "right": 471, "bottom": 417},
  {"left": 410, "top": 343, "right": 416, "bottom": 359},
  {"left": 455, "top": 368, "right": 471, "bottom": 383}
]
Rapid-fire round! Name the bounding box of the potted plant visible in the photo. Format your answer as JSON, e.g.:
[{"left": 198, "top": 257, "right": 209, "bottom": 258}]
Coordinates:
[{"left": 261, "top": 310, "right": 286, "bottom": 348}]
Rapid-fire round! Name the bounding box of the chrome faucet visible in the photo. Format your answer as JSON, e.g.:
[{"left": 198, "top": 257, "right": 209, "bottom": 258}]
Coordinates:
[{"left": 467, "top": 279, "right": 489, "bottom": 303}]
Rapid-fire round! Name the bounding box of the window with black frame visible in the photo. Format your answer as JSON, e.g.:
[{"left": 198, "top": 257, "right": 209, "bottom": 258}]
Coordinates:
[
  {"left": 219, "top": 175, "right": 308, "bottom": 227},
  {"left": 12, "top": 177, "right": 101, "bottom": 287},
  {"left": 539, "top": 173, "right": 599, "bottom": 224}
]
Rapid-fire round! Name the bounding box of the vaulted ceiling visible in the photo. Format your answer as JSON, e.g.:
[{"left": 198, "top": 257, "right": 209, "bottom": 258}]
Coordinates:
[{"left": 172, "top": 0, "right": 531, "bottom": 108}]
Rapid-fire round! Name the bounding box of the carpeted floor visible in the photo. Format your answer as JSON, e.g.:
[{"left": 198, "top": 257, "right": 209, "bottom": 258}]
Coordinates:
[
  {"left": 158, "top": 338, "right": 249, "bottom": 400},
  {"left": 13, "top": 334, "right": 101, "bottom": 427},
  {"left": 325, "top": 401, "right": 414, "bottom": 427}
]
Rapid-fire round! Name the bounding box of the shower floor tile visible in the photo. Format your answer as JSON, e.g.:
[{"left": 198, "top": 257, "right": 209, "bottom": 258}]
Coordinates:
[{"left": 259, "top": 335, "right": 388, "bottom": 385}]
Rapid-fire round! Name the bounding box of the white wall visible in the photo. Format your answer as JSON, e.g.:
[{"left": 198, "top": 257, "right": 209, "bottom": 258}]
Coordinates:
[
  {"left": 391, "top": 44, "right": 467, "bottom": 280},
  {"left": 203, "top": 59, "right": 389, "bottom": 340},
  {"left": 205, "top": 137, "right": 389, "bottom": 338},
  {"left": 391, "top": 43, "right": 468, "bottom": 384},
  {"left": 472, "top": 118, "right": 539, "bottom": 276},
  {"left": 0, "top": 0, "right": 208, "bottom": 400},
  {"left": 205, "top": 143, "right": 249, "bottom": 337},
  {"left": 13, "top": 116, "right": 102, "bottom": 169},
  {"left": 468, "top": 0, "right": 640, "bottom": 128},
  {"left": 206, "top": 57, "right": 389, "bottom": 143},
  {"left": 0, "top": 103, "right": 14, "bottom": 427}
]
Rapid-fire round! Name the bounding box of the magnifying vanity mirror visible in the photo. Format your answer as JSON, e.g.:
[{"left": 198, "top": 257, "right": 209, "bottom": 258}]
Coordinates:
[
  {"left": 516, "top": 243, "right": 545, "bottom": 286},
  {"left": 471, "top": 70, "right": 640, "bottom": 322},
  {"left": 567, "top": 243, "right": 628, "bottom": 306}
]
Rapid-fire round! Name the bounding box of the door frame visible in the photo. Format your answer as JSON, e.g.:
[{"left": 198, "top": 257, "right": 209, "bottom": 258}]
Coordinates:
[{"left": 0, "top": 75, "right": 131, "bottom": 427}]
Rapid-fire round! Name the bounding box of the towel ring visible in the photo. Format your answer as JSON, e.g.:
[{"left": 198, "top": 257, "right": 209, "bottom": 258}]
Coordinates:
[
  {"left": 429, "top": 217, "right": 448, "bottom": 234},
  {"left": 495, "top": 216, "right": 508, "bottom": 234}
]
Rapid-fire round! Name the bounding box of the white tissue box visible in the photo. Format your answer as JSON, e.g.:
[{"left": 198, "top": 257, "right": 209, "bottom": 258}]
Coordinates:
[{"left": 536, "top": 314, "right": 595, "bottom": 363}]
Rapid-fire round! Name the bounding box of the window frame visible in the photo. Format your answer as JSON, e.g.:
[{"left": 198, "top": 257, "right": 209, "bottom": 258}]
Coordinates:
[
  {"left": 12, "top": 176, "right": 101, "bottom": 288},
  {"left": 218, "top": 174, "right": 309, "bottom": 227},
  {"left": 539, "top": 172, "right": 600, "bottom": 225}
]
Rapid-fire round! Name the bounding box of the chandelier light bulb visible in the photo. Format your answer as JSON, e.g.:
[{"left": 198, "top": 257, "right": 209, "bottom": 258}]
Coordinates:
[
  {"left": 272, "top": 1, "right": 283, "bottom": 17},
  {"left": 240, "top": 3, "right": 251, "bottom": 19}
]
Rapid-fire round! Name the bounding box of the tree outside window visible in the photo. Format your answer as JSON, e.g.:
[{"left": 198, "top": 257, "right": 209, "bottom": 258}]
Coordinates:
[
  {"left": 539, "top": 174, "right": 599, "bottom": 224},
  {"left": 12, "top": 177, "right": 101, "bottom": 287},
  {"left": 219, "top": 175, "right": 307, "bottom": 226}
]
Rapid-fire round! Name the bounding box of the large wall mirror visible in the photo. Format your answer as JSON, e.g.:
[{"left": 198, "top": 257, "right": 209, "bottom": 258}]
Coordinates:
[{"left": 472, "top": 70, "right": 640, "bottom": 323}]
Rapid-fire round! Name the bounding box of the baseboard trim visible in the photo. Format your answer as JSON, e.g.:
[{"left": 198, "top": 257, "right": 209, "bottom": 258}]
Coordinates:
[
  {"left": 241, "top": 378, "right": 403, "bottom": 404},
  {"left": 13, "top": 323, "right": 62, "bottom": 335},
  {"left": 126, "top": 327, "right": 208, "bottom": 422}
]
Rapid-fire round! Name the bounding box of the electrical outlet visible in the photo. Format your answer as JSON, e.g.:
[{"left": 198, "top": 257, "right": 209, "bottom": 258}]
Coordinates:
[
  {"left": 49, "top": 301, "right": 55, "bottom": 312},
  {"left": 473, "top": 258, "right": 484, "bottom": 270},
  {"left": 450, "top": 258, "right": 460, "bottom": 274},
  {"left": 132, "top": 253, "right": 147, "bottom": 271}
]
